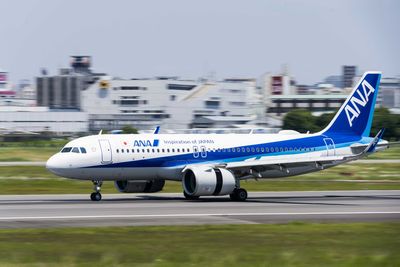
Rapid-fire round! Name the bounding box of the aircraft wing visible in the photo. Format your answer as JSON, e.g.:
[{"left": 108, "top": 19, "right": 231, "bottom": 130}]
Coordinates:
[
  {"left": 223, "top": 155, "right": 347, "bottom": 170},
  {"left": 210, "top": 129, "right": 387, "bottom": 178}
]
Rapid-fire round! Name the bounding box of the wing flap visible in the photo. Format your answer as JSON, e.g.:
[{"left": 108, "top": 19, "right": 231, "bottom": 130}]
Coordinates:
[{"left": 225, "top": 155, "right": 346, "bottom": 170}]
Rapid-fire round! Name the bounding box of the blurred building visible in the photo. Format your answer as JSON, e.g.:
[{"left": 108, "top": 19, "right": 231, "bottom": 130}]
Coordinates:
[
  {"left": 262, "top": 71, "right": 346, "bottom": 116},
  {"left": 378, "top": 77, "right": 400, "bottom": 108},
  {"left": 0, "top": 69, "right": 9, "bottom": 90},
  {"left": 267, "top": 94, "right": 347, "bottom": 116},
  {"left": 0, "top": 106, "right": 87, "bottom": 134},
  {"left": 324, "top": 75, "right": 343, "bottom": 88},
  {"left": 81, "top": 76, "right": 262, "bottom": 131},
  {"left": 36, "top": 56, "right": 102, "bottom": 109},
  {"left": 342, "top": 65, "right": 357, "bottom": 88}
]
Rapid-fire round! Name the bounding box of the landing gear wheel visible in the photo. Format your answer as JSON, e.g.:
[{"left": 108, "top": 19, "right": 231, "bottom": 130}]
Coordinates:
[
  {"left": 90, "top": 180, "right": 103, "bottom": 201},
  {"left": 230, "top": 188, "right": 248, "bottom": 201},
  {"left": 183, "top": 191, "right": 200, "bottom": 200},
  {"left": 90, "top": 192, "right": 102, "bottom": 201}
]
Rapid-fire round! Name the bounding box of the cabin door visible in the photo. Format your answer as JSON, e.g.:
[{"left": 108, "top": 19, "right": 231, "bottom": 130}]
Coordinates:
[{"left": 99, "top": 139, "right": 113, "bottom": 164}]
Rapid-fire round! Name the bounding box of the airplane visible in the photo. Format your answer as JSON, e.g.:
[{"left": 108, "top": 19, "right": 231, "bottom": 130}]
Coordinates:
[{"left": 46, "top": 71, "right": 389, "bottom": 201}]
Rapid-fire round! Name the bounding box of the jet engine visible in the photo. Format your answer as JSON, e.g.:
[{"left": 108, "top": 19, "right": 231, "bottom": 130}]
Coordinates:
[
  {"left": 114, "top": 179, "right": 165, "bottom": 193},
  {"left": 182, "top": 166, "right": 236, "bottom": 197}
]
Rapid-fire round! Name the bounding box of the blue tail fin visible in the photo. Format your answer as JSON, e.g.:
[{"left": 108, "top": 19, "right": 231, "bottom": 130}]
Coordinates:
[{"left": 322, "top": 71, "right": 381, "bottom": 137}]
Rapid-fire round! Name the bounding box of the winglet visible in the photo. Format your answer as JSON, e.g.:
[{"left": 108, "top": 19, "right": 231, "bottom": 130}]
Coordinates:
[
  {"left": 98, "top": 129, "right": 103, "bottom": 135},
  {"left": 365, "top": 128, "right": 385, "bottom": 153},
  {"left": 154, "top": 126, "right": 161, "bottom": 134}
]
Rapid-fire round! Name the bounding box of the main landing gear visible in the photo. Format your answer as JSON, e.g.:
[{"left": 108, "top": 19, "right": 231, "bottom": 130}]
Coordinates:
[
  {"left": 183, "top": 191, "right": 200, "bottom": 200},
  {"left": 182, "top": 188, "right": 248, "bottom": 201},
  {"left": 90, "top": 180, "right": 103, "bottom": 201},
  {"left": 229, "top": 188, "right": 248, "bottom": 201}
]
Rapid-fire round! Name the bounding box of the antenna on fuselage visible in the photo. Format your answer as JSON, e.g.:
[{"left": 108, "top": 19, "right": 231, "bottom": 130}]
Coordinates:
[{"left": 98, "top": 129, "right": 103, "bottom": 135}]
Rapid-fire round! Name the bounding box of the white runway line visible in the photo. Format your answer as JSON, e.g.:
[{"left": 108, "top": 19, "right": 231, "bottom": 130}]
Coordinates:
[{"left": 1, "top": 211, "right": 400, "bottom": 221}]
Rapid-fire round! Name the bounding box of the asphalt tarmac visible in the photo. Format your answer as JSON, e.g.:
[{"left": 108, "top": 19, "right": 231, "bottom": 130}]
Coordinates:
[{"left": 0, "top": 190, "right": 399, "bottom": 228}]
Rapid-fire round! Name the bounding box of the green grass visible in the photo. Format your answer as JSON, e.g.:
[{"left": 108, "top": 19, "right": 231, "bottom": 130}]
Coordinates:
[
  {"left": 368, "top": 146, "right": 400, "bottom": 159},
  {"left": 0, "top": 223, "right": 399, "bottom": 267},
  {"left": 0, "top": 163, "right": 399, "bottom": 194},
  {"left": 0, "top": 147, "right": 59, "bottom": 161}
]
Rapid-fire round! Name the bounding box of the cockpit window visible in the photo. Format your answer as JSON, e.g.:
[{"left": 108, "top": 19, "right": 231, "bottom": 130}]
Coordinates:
[
  {"left": 61, "top": 147, "right": 72, "bottom": 153},
  {"left": 80, "top": 147, "right": 87, "bottom": 153},
  {"left": 71, "top": 147, "right": 80, "bottom": 153}
]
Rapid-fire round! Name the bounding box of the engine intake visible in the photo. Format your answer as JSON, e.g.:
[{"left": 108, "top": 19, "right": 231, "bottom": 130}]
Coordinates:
[
  {"left": 114, "top": 179, "right": 165, "bottom": 193},
  {"left": 183, "top": 167, "right": 236, "bottom": 196}
]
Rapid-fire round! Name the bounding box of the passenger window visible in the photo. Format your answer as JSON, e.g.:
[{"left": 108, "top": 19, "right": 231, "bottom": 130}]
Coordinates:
[
  {"left": 246, "top": 148, "right": 250, "bottom": 152},
  {"left": 116, "top": 149, "right": 119, "bottom": 153},
  {"left": 251, "top": 148, "right": 255, "bottom": 152},
  {"left": 242, "top": 148, "right": 245, "bottom": 152},
  {"left": 256, "top": 147, "right": 260, "bottom": 152},
  {"left": 137, "top": 149, "right": 140, "bottom": 153},
  {"left": 162, "top": 149, "right": 165, "bottom": 153},
  {"left": 266, "top": 147, "right": 269, "bottom": 152},
  {"left": 157, "top": 149, "right": 160, "bottom": 153},
  {"left": 132, "top": 149, "right": 135, "bottom": 153},
  {"left": 122, "top": 149, "right": 124, "bottom": 153},
  {"left": 142, "top": 149, "right": 145, "bottom": 153},
  {"left": 232, "top": 148, "right": 236, "bottom": 152},
  {"left": 80, "top": 147, "right": 87, "bottom": 153},
  {"left": 152, "top": 149, "right": 155, "bottom": 153},
  {"left": 271, "top": 147, "right": 274, "bottom": 152},
  {"left": 261, "top": 147, "right": 264, "bottom": 152},
  {"left": 172, "top": 149, "right": 175, "bottom": 153},
  {"left": 61, "top": 147, "right": 72, "bottom": 153},
  {"left": 285, "top": 147, "right": 288, "bottom": 152},
  {"left": 167, "top": 149, "right": 170, "bottom": 153},
  {"left": 177, "top": 148, "right": 180, "bottom": 152},
  {"left": 71, "top": 147, "right": 80, "bottom": 153},
  {"left": 147, "top": 149, "right": 150, "bottom": 153}
]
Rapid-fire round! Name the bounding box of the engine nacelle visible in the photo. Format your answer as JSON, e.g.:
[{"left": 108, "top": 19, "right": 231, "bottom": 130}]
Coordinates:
[
  {"left": 114, "top": 179, "right": 165, "bottom": 193},
  {"left": 182, "top": 167, "right": 236, "bottom": 196}
]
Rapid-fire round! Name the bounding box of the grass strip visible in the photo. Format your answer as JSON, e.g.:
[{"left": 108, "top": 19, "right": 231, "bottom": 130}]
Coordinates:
[
  {"left": 0, "top": 222, "right": 399, "bottom": 267},
  {"left": 0, "top": 163, "right": 399, "bottom": 194}
]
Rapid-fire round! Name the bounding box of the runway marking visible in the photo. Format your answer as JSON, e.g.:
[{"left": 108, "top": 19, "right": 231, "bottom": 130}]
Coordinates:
[{"left": 1, "top": 211, "right": 400, "bottom": 221}]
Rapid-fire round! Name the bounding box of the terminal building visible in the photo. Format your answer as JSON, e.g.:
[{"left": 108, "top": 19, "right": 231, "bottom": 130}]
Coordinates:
[
  {"left": 0, "top": 106, "right": 88, "bottom": 134},
  {"left": 81, "top": 76, "right": 263, "bottom": 132},
  {"left": 262, "top": 71, "right": 347, "bottom": 116},
  {"left": 36, "top": 56, "right": 103, "bottom": 110},
  {"left": 376, "top": 76, "right": 400, "bottom": 110}
]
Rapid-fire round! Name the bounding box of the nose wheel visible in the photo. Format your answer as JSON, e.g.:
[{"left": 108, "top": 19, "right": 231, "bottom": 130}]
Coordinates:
[{"left": 90, "top": 180, "right": 103, "bottom": 201}]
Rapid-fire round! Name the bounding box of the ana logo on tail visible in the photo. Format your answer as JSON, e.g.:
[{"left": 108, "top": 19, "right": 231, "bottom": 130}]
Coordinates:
[{"left": 344, "top": 80, "right": 375, "bottom": 127}]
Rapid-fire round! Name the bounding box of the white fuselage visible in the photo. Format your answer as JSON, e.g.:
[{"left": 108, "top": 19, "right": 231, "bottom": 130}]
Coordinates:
[{"left": 46, "top": 132, "right": 382, "bottom": 181}]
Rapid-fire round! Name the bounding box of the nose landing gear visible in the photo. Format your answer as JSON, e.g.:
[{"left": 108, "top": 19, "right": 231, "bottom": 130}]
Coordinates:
[{"left": 90, "top": 180, "right": 103, "bottom": 201}]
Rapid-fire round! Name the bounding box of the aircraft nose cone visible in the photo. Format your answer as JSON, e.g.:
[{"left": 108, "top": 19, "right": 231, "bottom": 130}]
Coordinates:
[{"left": 46, "top": 155, "right": 63, "bottom": 175}]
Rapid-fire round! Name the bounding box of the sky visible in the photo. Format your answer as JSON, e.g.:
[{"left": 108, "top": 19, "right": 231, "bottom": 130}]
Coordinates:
[{"left": 0, "top": 0, "right": 399, "bottom": 84}]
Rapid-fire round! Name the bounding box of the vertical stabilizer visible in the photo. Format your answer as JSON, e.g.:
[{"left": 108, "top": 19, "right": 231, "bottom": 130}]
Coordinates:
[{"left": 321, "top": 72, "right": 381, "bottom": 137}]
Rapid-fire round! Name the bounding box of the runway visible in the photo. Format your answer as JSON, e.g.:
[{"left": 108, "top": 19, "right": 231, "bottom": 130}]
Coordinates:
[{"left": 0, "top": 190, "right": 399, "bottom": 228}]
